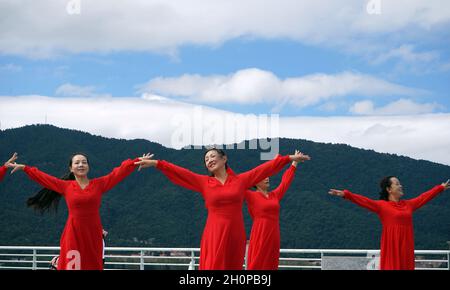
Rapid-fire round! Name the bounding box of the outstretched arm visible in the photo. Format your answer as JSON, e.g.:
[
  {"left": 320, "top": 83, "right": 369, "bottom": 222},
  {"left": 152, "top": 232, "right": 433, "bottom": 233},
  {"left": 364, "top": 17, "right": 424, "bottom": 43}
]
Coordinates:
[
  {"left": 273, "top": 165, "right": 297, "bottom": 201},
  {"left": 155, "top": 160, "right": 206, "bottom": 193},
  {"left": 329, "top": 189, "right": 381, "bottom": 213},
  {"left": 407, "top": 180, "right": 449, "bottom": 211},
  {"left": 1, "top": 153, "right": 18, "bottom": 181},
  {"left": 135, "top": 154, "right": 205, "bottom": 193},
  {"left": 7, "top": 162, "right": 68, "bottom": 195},
  {"left": 240, "top": 150, "right": 310, "bottom": 189},
  {"left": 0, "top": 165, "right": 7, "bottom": 181},
  {"left": 97, "top": 158, "right": 141, "bottom": 194}
]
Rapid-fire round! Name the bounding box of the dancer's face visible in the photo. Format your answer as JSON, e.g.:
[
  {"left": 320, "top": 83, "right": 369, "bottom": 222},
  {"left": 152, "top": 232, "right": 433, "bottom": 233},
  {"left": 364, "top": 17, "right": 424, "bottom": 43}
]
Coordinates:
[
  {"left": 70, "top": 154, "right": 90, "bottom": 178},
  {"left": 204, "top": 150, "right": 227, "bottom": 174},
  {"left": 387, "top": 177, "right": 404, "bottom": 199},
  {"left": 255, "top": 177, "right": 270, "bottom": 192}
]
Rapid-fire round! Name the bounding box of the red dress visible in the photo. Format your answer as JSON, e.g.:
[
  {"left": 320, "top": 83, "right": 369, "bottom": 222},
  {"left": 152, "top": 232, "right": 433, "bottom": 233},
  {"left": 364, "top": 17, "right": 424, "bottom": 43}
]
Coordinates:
[
  {"left": 156, "top": 155, "right": 291, "bottom": 270},
  {"left": 24, "top": 159, "right": 138, "bottom": 270},
  {"left": 245, "top": 165, "right": 296, "bottom": 270},
  {"left": 0, "top": 165, "right": 7, "bottom": 181},
  {"left": 343, "top": 185, "right": 445, "bottom": 270}
]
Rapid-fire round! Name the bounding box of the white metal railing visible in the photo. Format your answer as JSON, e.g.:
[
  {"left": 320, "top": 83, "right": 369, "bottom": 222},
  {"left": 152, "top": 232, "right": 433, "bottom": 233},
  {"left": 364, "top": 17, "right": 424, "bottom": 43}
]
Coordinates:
[{"left": 0, "top": 246, "right": 448, "bottom": 270}]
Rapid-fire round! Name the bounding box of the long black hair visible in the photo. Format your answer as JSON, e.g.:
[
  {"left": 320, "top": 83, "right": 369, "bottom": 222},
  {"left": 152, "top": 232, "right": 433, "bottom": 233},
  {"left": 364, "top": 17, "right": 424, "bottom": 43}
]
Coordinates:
[
  {"left": 204, "top": 148, "right": 228, "bottom": 176},
  {"left": 379, "top": 175, "right": 396, "bottom": 201},
  {"left": 27, "top": 152, "right": 89, "bottom": 214}
]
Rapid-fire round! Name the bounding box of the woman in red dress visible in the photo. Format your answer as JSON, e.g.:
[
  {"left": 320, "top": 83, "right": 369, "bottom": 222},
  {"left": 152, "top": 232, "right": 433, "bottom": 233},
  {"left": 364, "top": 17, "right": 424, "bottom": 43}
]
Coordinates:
[
  {"left": 0, "top": 153, "right": 18, "bottom": 181},
  {"left": 8, "top": 152, "right": 151, "bottom": 270},
  {"left": 329, "top": 177, "right": 449, "bottom": 270},
  {"left": 136, "top": 148, "right": 310, "bottom": 270},
  {"left": 245, "top": 151, "right": 308, "bottom": 270}
]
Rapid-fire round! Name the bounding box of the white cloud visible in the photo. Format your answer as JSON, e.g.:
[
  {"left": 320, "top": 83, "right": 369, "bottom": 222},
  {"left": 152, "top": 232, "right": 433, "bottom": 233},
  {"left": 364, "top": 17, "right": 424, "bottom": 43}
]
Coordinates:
[
  {"left": 439, "top": 62, "right": 450, "bottom": 72},
  {"left": 1, "top": 95, "right": 449, "bottom": 166},
  {"left": 350, "top": 99, "right": 442, "bottom": 115},
  {"left": 0, "top": 63, "right": 22, "bottom": 72},
  {"left": 371, "top": 45, "right": 439, "bottom": 65},
  {"left": 1, "top": 0, "right": 449, "bottom": 58},
  {"left": 139, "top": 69, "right": 426, "bottom": 108},
  {"left": 55, "top": 83, "right": 112, "bottom": 98}
]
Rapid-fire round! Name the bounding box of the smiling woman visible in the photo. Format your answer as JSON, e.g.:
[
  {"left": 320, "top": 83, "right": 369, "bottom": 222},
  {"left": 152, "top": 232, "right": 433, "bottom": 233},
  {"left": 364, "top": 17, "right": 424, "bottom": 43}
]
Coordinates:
[
  {"left": 329, "top": 177, "right": 450, "bottom": 270},
  {"left": 135, "top": 148, "right": 310, "bottom": 270},
  {"left": 6, "top": 152, "right": 152, "bottom": 270}
]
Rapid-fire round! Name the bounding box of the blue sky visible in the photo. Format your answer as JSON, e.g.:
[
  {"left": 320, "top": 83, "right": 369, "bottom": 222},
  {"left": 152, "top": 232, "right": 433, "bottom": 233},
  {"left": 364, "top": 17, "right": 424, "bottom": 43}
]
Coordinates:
[
  {"left": 2, "top": 38, "right": 448, "bottom": 116},
  {"left": 1, "top": 0, "right": 450, "bottom": 164}
]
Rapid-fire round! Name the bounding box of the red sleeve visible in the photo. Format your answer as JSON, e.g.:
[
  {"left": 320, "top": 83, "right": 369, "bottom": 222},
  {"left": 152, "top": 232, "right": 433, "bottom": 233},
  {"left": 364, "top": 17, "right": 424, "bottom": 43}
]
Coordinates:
[
  {"left": 244, "top": 190, "right": 256, "bottom": 220},
  {"left": 273, "top": 165, "right": 297, "bottom": 201},
  {"left": 343, "top": 190, "right": 381, "bottom": 213},
  {"left": 0, "top": 165, "right": 7, "bottom": 181},
  {"left": 23, "top": 166, "right": 69, "bottom": 195},
  {"left": 406, "top": 185, "right": 445, "bottom": 212},
  {"left": 97, "top": 159, "right": 139, "bottom": 194},
  {"left": 156, "top": 160, "right": 205, "bottom": 193},
  {"left": 239, "top": 155, "right": 291, "bottom": 188}
]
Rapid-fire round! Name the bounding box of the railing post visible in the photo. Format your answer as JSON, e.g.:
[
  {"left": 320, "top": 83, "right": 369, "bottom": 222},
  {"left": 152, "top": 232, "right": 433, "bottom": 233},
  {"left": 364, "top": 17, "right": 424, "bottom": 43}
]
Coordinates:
[
  {"left": 32, "top": 249, "right": 37, "bottom": 270},
  {"left": 244, "top": 241, "right": 249, "bottom": 270},
  {"left": 189, "top": 251, "right": 195, "bottom": 270},
  {"left": 140, "top": 250, "right": 144, "bottom": 270},
  {"left": 320, "top": 251, "right": 323, "bottom": 270},
  {"left": 447, "top": 252, "right": 449, "bottom": 270}
]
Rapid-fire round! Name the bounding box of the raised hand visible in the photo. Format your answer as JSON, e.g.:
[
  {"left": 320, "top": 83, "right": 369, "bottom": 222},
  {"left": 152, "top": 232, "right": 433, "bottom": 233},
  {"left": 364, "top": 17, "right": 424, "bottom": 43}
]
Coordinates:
[
  {"left": 289, "top": 150, "right": 311, "bottom": 163},
  {"left": 7, "top": 162, "right": 25, "bottom": 174},
  {"left": 292, "top": 150, "right": 300, "bottom": 167},
  {"left": 134, "top": 153, "right": 157, "bottom": 171},
  {"left": 442, "top": 179, "right": 450, "bottom": 190},
  {"left": 328, "top": 189, "right": 345, "bottom": 197},
  {"left": 4, "top": 152, "right": 18, "bottom": 167}
]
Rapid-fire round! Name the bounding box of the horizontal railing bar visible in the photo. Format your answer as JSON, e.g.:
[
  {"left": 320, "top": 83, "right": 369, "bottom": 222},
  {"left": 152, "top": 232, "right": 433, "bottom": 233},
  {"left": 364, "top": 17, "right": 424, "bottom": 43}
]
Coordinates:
[
  {"left": 0, "top": 254, "right": 36, "bottom": 257},
  {"left": 1, "top": 246, "right": 448, "bottom": 271},
  {"left": 279, "top": 258, "right": 321, "bottom": 261},
  {"left": 278, "top": 265, "right": 321, "bottom": 269},
  {"left": 104, "top": 255, "right": 195, "bottom": 260},
  {"left": 0, "top": 260, "right": 33, "bottom": 263}
]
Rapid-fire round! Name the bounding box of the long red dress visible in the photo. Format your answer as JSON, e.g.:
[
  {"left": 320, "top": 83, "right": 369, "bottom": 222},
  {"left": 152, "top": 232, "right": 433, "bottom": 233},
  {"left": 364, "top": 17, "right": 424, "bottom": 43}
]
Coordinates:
[
  {"left": 23, "top": 159, "right": 138, "bottom": 270},
  {"left": 245, "top": 165, "right": 297, "bottom": 270},
  {"left": 156, "top": 155, "right": 291, "bottom": 270},
  {"left": 343, "top": 185, "right": 445, "bottom": 270},
  {"left": 0, "top": 165, "right": 7, "bottom": 181}
]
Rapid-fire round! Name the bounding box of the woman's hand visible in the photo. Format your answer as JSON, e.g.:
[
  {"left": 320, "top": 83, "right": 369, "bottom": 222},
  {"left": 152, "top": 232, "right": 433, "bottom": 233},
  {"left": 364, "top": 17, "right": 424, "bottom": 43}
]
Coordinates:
[
  {"left": 289, "top": 150, "right": 311, "bottom": 163},
  {"left": 4, "top": 152, "right": 18, "bottom": 167},
  {"left": 6, "top": 162, "right": 25, "bottom": 174},
  {"left": 442, "top": 179, "right": 450, "bottom": 190},
  {"left": 134, "top": 153, "right": 157, "bottom": 171},
  {"left": 291, "top": 150, "right": 300, "bottom": 167},
  {"left": 328, "top": 189, "right": 345, "bottom": 197}
]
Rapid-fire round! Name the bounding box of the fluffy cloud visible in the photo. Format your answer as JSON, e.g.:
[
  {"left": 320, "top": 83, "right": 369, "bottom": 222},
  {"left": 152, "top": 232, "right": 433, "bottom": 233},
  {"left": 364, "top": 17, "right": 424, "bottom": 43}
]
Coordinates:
[
  {"left": 1, "top": 0, "right": 449, "bottom": 58},
  {"left": 350, "top": 99, "right": 442, "bottom": 115},
  {"left": 55, "top": 83, "right": 112, "bottom": 98},
  {"left": 139, "top": 69, "right": 426, "bottom": 108},
  {"left": 372, "top": 45, "right": 439, "bottom": 64},
  {"left": 1, "top": 95, "right": 449, "bottom": 165}
]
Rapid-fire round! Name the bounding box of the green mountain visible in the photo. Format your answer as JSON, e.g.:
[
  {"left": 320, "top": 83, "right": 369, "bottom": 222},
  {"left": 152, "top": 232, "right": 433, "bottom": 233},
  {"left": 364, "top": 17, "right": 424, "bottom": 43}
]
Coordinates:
[{"left": 1, "top": 125, "right": 449, "bottom": 249}]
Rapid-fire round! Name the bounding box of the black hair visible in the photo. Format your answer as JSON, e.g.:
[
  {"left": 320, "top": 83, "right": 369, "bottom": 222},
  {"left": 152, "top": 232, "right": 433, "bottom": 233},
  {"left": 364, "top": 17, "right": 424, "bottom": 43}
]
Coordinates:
[
  {"left": 379, "top": 175, "right": 396, "bottom": 201},
  {"left": 204, "top": 148, "right": 228, "bottom": 176},
  {"left": 27, "top": 152, "right": 89, "bottom": 214}
]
